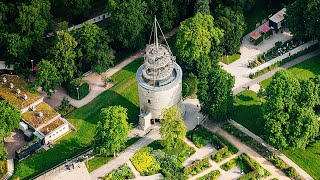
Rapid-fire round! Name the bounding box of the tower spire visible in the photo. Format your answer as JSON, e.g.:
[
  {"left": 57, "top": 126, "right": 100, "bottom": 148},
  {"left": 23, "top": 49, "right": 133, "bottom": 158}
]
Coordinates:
[{"left": 154, "top": 16, "right": 159, "bottom": 50}]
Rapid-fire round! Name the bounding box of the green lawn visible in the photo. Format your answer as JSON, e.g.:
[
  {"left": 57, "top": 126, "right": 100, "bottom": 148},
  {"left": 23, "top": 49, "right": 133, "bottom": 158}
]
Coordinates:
[
  {"left": 283, "top": 142, "right": 320, "bottom": 179},
  {"left": 260, "top": 55, "right": 320, "bottom": 89},
  {"left": 12, "top": 59, "right": 143, "bottom": 179},
  {"left": 232, "top": 90, "right": 264, "bottom": 136},
  {"left": 219, "top": 54, "right": 240, "bottom": 65},
  {"left": 86, "top": 136, "right": 141, "bottom": 172}
]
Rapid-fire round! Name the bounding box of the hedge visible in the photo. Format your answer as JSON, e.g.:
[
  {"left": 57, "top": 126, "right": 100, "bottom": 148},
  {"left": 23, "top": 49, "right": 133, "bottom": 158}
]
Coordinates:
[
  {"left": 63, "top": 82, "right": 90, "bottom": 100},
  {"left": 197, "top": 170, "right": 220, "bottom": 180},
  {"left": 222, "top": 123, "right": 302, "bottom": 179},
  {"left": 183, "top": 157, "right": 211, "bottom": 176},
  {"left": 249, "top": 43, "right": 319, "bottom": 79}
]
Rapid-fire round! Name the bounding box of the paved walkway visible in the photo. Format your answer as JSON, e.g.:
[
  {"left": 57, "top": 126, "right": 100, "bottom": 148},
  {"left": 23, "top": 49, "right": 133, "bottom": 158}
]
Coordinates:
[
  {"left": 90, "top": 127, "right": 161, "bottom": 179},
  {"left": 50, "top": 162, "right": 91, "bottom": 180},
  {"left": 233, "top": 49, "right": 320, "bottom": 94},
  {"left": 183, "top": 143, "right": 217, "bottom": 167},
  {"left": 202, "top": 121, "right": 290, "bottom": 180},
  {"left": 229, "top": 120, "right": 314, "bottom": 180},
  {"left": 43, "top": 27, "right": 179, "bottom": 108}
]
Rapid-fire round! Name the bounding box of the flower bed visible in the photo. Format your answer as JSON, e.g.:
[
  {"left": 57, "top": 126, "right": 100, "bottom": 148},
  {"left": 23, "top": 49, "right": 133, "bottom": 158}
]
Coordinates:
[
  {"left": 40, "top": 118, "right": 65, "bottom": 135},
  {"left": 0, "top": 160, "right": 7, "bottom": 179},
  {"left": 21, "top": 102, "right": 59, "bottom": 128},
  {"left": 0, "top": 75, "right": 41, "bottom": 110},
  {"left": 222, "top": 123, "right": 301, "bottom": 179},
  {"left": 187, "top": 126, "right": 238, "bottom": 162},
  {"left": 55, "top": 104, "right": 76, "bottom": 117},
  {"left": 248, "top": 39, "right": 306, "bottom": 68},
  {"left": 197, "top": 170, "right": 220, "bottom": 180},
  {"left": 249, "top": 43, "right": 319, "bottom": 79},
  {"left": 102, "top": 164, "right": 135, "bottom": 180},
  {"left": 183, "top": 157, "right": 211, "bottom": 176}
]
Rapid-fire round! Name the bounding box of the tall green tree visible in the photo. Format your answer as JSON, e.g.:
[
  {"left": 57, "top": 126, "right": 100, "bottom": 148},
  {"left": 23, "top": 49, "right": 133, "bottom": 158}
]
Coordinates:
[
  {"left": 160, "top": 107, "right": 186, "bottom": 150},
  {"left": 214, "top": 5, "right": 245, "bottom": 55},
  {"left": 194, "top": 0, "right": 211, "bottom": 14},
  {"left": 197, "top": 67, "right": 234, "bottom": 121},
  {"left": 36, "top": 60, "right": 60, "bottom": 96},
  {"left": 286, "top": 0, "right": 320, "bottom": 40},
  {"left": 73, "top": 22, "right": 114, "bottom": 73},
  {"left": 106, "top": 0, "right": 148, "bottom": 49},
  {"left": 145, "top": 0, "right": 178, "bottom": 32},
  {"left": 176, "top": 13, "right": 223, "bottom": 73},
  {"left": 263, "top": 71, "right": 319, "bottom": 149},
  {"left": 67, "top": 0, "right": 92, "bottom": 17},
  {"left": 94, "top": 106, "right": 130, "bottom": 157},
  {"left": 49, "top": 31, "right": 77, "bottom": 82},
  {"left": 174, "top": 0, "right": 195, "bottom": 20}
]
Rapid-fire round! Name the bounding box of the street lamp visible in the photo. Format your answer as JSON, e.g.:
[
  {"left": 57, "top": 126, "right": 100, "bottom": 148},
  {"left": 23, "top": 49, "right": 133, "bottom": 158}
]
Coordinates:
[
  {"left": 197, "top": 116, "right": 200, "bottom": 126},
  {"left": 31, "top": 59, "right": 34, "bottom": 72},
  {"left": 76, "top": 87, "right": 79, "bottom": 100}
]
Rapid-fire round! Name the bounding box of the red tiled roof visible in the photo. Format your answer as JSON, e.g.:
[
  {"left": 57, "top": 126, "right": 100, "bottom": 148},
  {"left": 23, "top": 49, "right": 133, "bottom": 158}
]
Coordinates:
[
  {"left": 250, "top": 32, "right": 261, "bottom": 40},
  {"left": 260, "top": 25, "right": 271, "bottom": 33}
]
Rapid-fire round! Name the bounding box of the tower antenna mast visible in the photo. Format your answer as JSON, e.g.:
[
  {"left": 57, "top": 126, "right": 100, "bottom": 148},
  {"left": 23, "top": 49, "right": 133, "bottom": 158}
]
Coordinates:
[{"left": 154, "top": 16, "right": 159, "bottom": 51}]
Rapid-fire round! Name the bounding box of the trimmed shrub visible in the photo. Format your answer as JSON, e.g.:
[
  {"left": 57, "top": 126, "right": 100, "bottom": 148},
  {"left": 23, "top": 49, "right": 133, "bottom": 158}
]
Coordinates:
[
  {"left": 220, "top": 158, "right": 237, "bottom": 171},
  {"left": 197, "top": 170, "right": 221, "bottom": 180},
  {"left": 284, "top": 167, "right": 298, "bottom": 179},
  {"left": 184, "top": 157, "right": 211, "bottom": 176},
  {"left": 63, "top": 82, "right": 90, "bottom": 100}
]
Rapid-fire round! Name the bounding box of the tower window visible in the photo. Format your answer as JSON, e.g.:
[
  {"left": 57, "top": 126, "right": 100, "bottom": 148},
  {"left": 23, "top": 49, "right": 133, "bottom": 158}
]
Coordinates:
[{"left": 148, "top": 99, "right": 151, "bottom": 104}]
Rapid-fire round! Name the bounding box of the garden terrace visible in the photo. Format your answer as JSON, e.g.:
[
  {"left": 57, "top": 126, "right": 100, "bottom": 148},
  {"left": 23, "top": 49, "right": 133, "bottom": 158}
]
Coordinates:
[
  {"left": 0, "top": 75, "right": 41, "bottom": 110},
  {"left": 21, "top": 102, "right": 59, "bottom": 128},
  {"left": 40, "top": 118, "right": 65, "bottom": 135}
]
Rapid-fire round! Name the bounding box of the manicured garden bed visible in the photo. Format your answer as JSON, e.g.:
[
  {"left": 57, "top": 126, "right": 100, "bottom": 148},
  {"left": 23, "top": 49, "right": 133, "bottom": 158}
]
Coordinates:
[
  {"left": 55, "top": 104, "right": 77, "bottom": 117},
  {"left": 221, "top": 153, "right": 270, "bottom": 179},
  {"left": 12, "top": 59, "right": 142, "bottom": 179},
  {"left": 102, "top": 164, "right": 135, "bottom": 180},
  {"left": 222, "top": 123, "right": 301, "bottom": 179},
  {"left": 21, "top": 102, "right": 59, "bottom": 128},
  {"left": 196, "top": 170, "right": 220, "bottom": 180},
  {"left": 183, "top": 157, "right": 211, "bottom": 176},
  {"left": 0, "top": 75, "right": 41, "bottom": 110},
  {"left": 249, "top": 43, "right": 319, "bottom": 79}
]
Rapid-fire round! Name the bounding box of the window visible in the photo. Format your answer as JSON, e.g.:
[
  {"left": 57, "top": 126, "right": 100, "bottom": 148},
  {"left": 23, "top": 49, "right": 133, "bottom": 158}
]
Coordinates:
[{"left": 148, "top": 99, "right": 151, "bottom": 104}]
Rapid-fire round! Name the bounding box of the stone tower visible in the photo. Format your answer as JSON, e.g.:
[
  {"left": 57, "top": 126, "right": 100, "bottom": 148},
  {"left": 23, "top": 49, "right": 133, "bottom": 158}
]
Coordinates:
[{"left": 136, "top": 17, "right": 183, "bottom": 131}]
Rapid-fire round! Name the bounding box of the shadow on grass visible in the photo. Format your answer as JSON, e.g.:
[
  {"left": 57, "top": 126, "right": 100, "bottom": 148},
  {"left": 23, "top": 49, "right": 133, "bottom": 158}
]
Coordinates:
[{"left": 237, "top": 95, "right": 254, "bottom": 102}]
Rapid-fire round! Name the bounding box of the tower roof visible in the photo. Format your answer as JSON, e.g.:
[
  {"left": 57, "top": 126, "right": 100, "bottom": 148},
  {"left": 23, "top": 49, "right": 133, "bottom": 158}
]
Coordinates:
[{"left": 142, "top": 17, "right": 175, "bottom": 83}]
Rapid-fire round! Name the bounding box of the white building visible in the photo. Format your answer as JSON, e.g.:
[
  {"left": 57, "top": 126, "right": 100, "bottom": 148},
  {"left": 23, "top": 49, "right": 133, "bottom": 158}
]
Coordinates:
[{"left": 136, "top": 17, "right": 184, "bottom": 130}]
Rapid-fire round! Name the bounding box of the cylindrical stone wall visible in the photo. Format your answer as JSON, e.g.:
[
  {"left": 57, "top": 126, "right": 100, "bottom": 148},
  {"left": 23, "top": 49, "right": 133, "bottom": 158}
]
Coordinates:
[{"left": 137, "top": 63, "right": 183, "bottom": 119}]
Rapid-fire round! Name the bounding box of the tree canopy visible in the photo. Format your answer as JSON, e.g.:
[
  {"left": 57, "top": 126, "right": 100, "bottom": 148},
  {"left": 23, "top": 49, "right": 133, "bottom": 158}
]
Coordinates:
[
  {"left": 73, "top": 22, "right": 114, "bottom": 73},
  {"left": 286, "top": 0, "right": 320, "bottom": 41},
  {"left": 94, "top": 106, "right": 131, "bottom": 156},
  {"left": 194, "top": 0, "right": 211, "bottom": 14},
  {"left": 263, "top": 71, "right": 319, "bottom": 149},
  {"left": 176, "top": 13, "right": 224, "bottom": 73},
  {"left": 160, "top": 107, "right": 186, "bottom": 150},
  {"left": 106, "top": 0, "right": 148, "bottom": 50},
  {"left": 49, "top": 31, "right": 77, "bottom": 82},
  {"left": 197, "top": 67, "right": 235, "bottom": 121},
  {"left": 36, "top": 60, "right": 60, "bottom": 96}
]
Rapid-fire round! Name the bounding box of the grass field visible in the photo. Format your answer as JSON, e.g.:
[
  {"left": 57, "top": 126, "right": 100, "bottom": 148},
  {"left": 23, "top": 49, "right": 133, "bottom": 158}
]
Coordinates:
[
  {"left": 86, "top": 136, "right": 141, "bottom": 172},
  {"left": 260, "top": 55, "right": 320, "bottom": 88},
  {"left": 219, "top": 54, "right": 241, "bottom": 65},
  {"left": 232, "top": 90, "right": 264, "bottom": 136},
  {"left": 12, "top": 59, "right": 143, "bottom": 179}
]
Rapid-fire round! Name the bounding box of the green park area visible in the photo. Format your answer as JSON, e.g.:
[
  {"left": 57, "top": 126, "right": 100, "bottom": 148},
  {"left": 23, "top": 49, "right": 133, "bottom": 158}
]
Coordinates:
[
  {"left": 233, "top": 55, "right": 320, "bottom": 179},
  {"left": 12, "top": 59, "right": 143, "bottom": 179}
]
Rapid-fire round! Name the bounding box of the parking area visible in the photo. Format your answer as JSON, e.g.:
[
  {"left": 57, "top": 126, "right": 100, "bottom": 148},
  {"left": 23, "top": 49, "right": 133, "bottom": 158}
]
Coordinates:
[{"left": 4, "top": 129, "right": 27, "bottom": 159}]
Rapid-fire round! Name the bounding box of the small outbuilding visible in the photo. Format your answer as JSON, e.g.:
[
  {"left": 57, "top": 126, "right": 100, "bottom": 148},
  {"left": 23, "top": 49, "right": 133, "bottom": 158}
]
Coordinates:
[
  {"left": 250, "top": 32, "right": 263, "bottom": 45},
  {"left": 260, "top": 25, "right": 272, "bottom": 39},
  {"left": 269, "top": 8, "right": 286, "bottom": 31}
]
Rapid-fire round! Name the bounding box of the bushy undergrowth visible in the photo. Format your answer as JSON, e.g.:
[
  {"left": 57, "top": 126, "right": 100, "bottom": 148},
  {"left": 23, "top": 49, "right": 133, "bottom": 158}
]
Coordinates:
[{"left": 103, "top": 164, "right": 135, "bottom": 180}]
